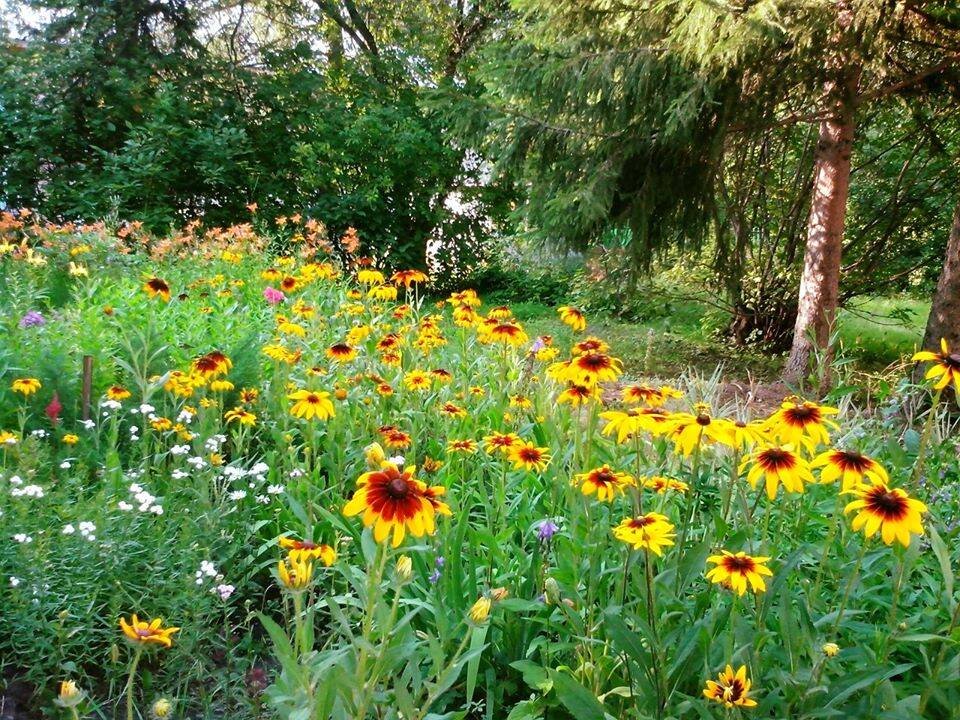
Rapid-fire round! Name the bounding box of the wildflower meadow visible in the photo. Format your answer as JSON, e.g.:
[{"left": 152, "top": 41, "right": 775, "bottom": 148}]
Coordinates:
[{"left": 1, "top": 212, "right": 959, "bottom": 720}]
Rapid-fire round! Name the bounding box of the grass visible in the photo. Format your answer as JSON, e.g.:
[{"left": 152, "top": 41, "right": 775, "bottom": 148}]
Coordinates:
[{"left": 505, "top": 295, "right": 931, "bottom": 381}]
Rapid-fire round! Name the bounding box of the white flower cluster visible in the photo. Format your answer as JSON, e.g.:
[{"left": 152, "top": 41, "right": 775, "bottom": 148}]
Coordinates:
[
  {"left": 221, "top": 461, "right": 279, "bottom": 504},
  {"left": 13, "top": 533, "right": 33, "bottom": 543},
  {"left": 62, "top": 521, "right": 97, "bottom": 541},
  {"left": 118, "top": 483, "right": 163, "bottom": 515},
  {"left": 177, "top": 409, "right": 195, "bottom": 424},
  {"left": 9, "top": 476, "right": 44, "bottom": 498},
  {"left": 30, "top": 429, "right": 48, "bottom": 439},
  {"left": 100, "top": 399, "right": 122, "bottom": 412},
  {"left": 194, "top": 559, "right": 235, "bottom": 600},
  {"left": 170, "top": 444, "right": 191, "bottom": 457},
  {"left": 205, "top": 434, "right": 227, "bottom": 453}
]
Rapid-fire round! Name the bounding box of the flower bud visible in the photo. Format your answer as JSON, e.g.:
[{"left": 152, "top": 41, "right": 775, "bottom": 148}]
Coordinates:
[
  {"left": 468, "top": 597, "right": 492, "bottom": 624},
  {"left": 822, "top": 642, "right": 839, "bottom": 658},
  {"left": 55, "top": 680, "right": 83, "bottom": 708},
  {"left": 152, "top": 698, "right": 173, "bottom": 719},
  {"left": 396, "top": 555, "right": 413, "bottom": 582}
]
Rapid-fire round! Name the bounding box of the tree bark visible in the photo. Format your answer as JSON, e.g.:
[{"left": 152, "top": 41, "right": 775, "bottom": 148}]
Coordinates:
[
  {"left": 783, "top": 18, "right": 860, "bottom": 386},
  {"left": 921, "top": 197, "right": 960, "bottom": 351}
]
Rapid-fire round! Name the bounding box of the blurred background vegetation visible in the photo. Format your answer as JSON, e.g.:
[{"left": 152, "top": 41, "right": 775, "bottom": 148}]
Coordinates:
[{"left": 1, "top": 0, "right": 958, "bottom": 377}]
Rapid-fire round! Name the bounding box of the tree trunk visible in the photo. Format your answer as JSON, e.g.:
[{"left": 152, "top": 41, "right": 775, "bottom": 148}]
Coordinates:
[
  {"left": 921, "top": 197, "right": 960, "bottom": 351},
  {"left": 783, "top": 64, "right": 859, "bottom": 386}
]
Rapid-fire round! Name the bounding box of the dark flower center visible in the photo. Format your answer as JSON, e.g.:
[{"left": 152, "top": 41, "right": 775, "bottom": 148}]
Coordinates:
[
  {"left": 723, "top": 556, "right": 756, "bottom": 573},
  {"left": 786, "top": 406, "right": 819, "bottom": 425},
  {"left": 835, "top": 450, "right": 869, "bottom": 472},
  {"left": 387, "top": 477, "right": 411, "bottom": 498},
  {"left": 946, "top": 353, "right": 960, "bottom": 369},
  {"left": 866, "top": 488, "right": 908, "bottom": 520},
  {"left": 696, "top": 414, "right": 712, "bottom": 426},
  {"left": 759, "top": 448, "right": 795, "bottom": 470}
]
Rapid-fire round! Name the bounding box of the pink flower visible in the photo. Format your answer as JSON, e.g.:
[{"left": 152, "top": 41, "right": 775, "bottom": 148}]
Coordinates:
[
  {"left": 263, "top": 287, "right": 285, "bottom": 305},
  {"left": 45, "top": 392, "right": 62, "bottom": 426}
]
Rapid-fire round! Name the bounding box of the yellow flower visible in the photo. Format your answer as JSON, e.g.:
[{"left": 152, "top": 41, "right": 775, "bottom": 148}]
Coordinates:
[
  {"left": 741, "top": 445, "right": 814, "bottom": 500},
  {"left": 612, "top": 513, "right": 676, "bottom": 556},
  {"left": 912, "top": 338, "right": 960, "bottom": 392},
  {"left": 703, "top": 664, "right": 757, "bottom": 709},
  {"left": 119, "top": 615, "right": 180, "bottom": 648},
  {"left": 11, "top": 378, "right": 41, "bottom": 396},
  {"left": 468, "top": 596, "right": 492, "bottom": 624},
  {"left": 288, "top": 389, "right": 335, "bottom": 420},
  {"left": 666, "top": 406, "right": 734, "bottom": 455},
  {"left": 642, "top": 476, "right": 689, "bottom": 494},
  {"left": 62, "top": 434, "right": 79, "bottom": 445},
  {"left": 705, "top": 551, "right": 773, "bottom": 596},
  {"left": 557, "top": 306, "right": 586, "bottom": 331},
  {"left": 843, "top": 478, "right": 927, "bottom": 547},
  {"left": 811, "top": 448, "right": 888, "bottom": 491},
  {"left": 507, "top": 441, "right": 551, "bottom": 472},
  {"left": 224, "top": 407, "right": 257, "bottom": 426},
  {"left": 573, "top": 465, "right": 635, "bottom": 501},
  {"left": 55, "top": 679, "right": 83, "bottom": 708},
  {"left": 107, "top": 385, "right": 132, "bottom": 401},
  {"left": 364, "top": 442, "right": 387, "bottom": 467},
  {"left": 403, "top": 370, "right": 432, "bottom": 391},
  {"left": 822, "top": 642, "right": 840, "bottom": 657},
  {"left": 766, "top": 399, "right": 839, "bottom": 451},
  {"left": 277, "top": 554, "right": 315, "bottom": 592},
  {"left": 343, "top": 462, "right": 451, "bottom": 547},
  {"left": 279, "top": 536, "right": 336, "bottom": 565},
  {"left": 209, "top": 379, "right": 234, "bottom": 392},
  {"left": 447, "top": 439, "right": 478, "bottom": 454}
]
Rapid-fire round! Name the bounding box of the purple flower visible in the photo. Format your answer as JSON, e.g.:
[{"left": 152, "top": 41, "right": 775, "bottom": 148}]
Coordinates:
[
  {"left": 429, "top": 569, "right": 441, "bottom": 584},
  {"left": 435, "top": 555, "right": 445, "bottom": 568},
  {"left": 536, "top": 519, "right": 559, "bottom": 541},
  {"left": 19, "top": 311, "right": 45, "bottom": 328}
]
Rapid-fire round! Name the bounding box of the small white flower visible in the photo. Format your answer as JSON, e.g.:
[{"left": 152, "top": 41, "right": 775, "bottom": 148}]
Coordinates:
[
  {"left": 13, "top": 533, "right": 32, "bottom": 543},
  {"left": 62, "top": 524, "right": 76, "bottom": 535},
  {"left": 78, "top": 521, "right": 96, "bottom": 536},
  {"left": 81, "top": 419, "right": 96, "bottom": 430},
  {"left": 129, "top": 483, "right": 143, "bottom": 494},
  {"left": 170, "top": 444, "right": 191, "bottom": 456},
  {"left": 215, "top": 584, "right": 235, "bottom": 600},
  {"left": 256, "top": 494, "right": 270, "bottom": 504},
  {"left": 139, "top": 403, "right": 155, "bottom": 415},
  {"left": 228, "top": 490, "right": 247, "bottom": 501},
  {"left": 9, "top": 577, "right": 20, "bottom": 587},
  {"left": 171, "top": 469, "right": 189, "bottom": 480},
  {"left": 289, "top": 468, "right": 305, "bottom": 479},
  {"left": 200, "top": 560, "right": 218, "bottom": 577},
  {"left": 59, "top": 461, "right": 71, "bottom": 470},
  {"left": 118, "top": 501, "right": 133, "bottom": 511},
  {"left": 267, "top": 484, "right": 285, "bottom": 495},
  {"left": 177, "top": 410, "right": 194, "bottom": 424},
  {"left": 250, "top": 462, "right": 269, "bottom": 475},
  {"left": 388, "top": 455, "right": 405, "bottom": 466},
  {"left": 150, "top": 505, "right": 163, "bottom": 515},
  {"left": 187, "top": 456, "right": 207, "bottom": 469},
  {"left": 129, "top": 425, "right": 140, "bottom": 434},
  {"left": 31, "top": 429, "right": 48, "bottom": 438},
  {"left": 8, "top": 475, "right": 23, "bottom": 486}
]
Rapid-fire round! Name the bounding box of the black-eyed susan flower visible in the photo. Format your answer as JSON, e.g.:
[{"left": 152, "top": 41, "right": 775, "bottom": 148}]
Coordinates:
[
  {"left": 326, "top": 343, "right": 357, "bottom": 362},
  {"left": 843, "top": 478, "right": 927, "bottom": 547},
  {"left": 288, "top": 390, "right": 335, "bottom": 420},
  {"left": 667, "top": 406, "right": 734, "bottom": 455},
  {"left": 766, "top": 399, "right": 839, "bottom": 451},
  {"left": 566, "top": 351, "right": 622, "bottom": 387},
  {"left": 621, "top": 384, "right": 665, "bottom": 406},
  {"left": 488, "top": 305, "right": 513, "bottom": 320},
  {"left": 279, "top": 536, "right": 336, "bottom": 565},
  {"left": 822, "top": 642, "right": 840, "bottom": 657},
  {"left": 705, "top": 551, "right": 773, "bottom": 596},
  {"left": 143, "top": 277, "right": 171, "bottom": 301},
  {"left": 483, "top": 431, "right": 520, "bottom": 455},
  {"left": 741, "top": 444, "right": 813, "bottom": 500},
  {"left": 240, "top": 387, "right": 259, "bottom": 404},
  {"left": 485, "top": 321, "right": 529, "bottom": 347},
  {"left": 62, "top": 433, "right": 79, "bottom": 445},
  {"left": 912, "top": 338, "right": 960, "bottom": 392},
  {"left": 572, "top": 336, "right": 609, "bottom": 355},
  {"left": 11, "top": 378, "right": 41, "bottom": 396},
  {"left": 811, "top": 448, "right": 888, "bottom": 491},
  {"left": 642, "top": 476, "right": 689, "bottom": 494},
  {"left": 119, "top": 615, "right": 180, "bottom": 648},
  {"left": 192, "top": 350, "right": 232, "bottom": 378},
  {"left": 277, "top": 554, "right": 314, "bottom": 591},
  {"left": 382, "top": 428, "right": 412, "bottom": 449},
  {"left": 357, "top": 268, "right": 385, "bottom": 285},
  {"left": 447, "top": 439, "right": 477, "bottom": 454},
  {"left": 558, "top": 383, "right": 600, "bottom": 406},
  {"left": 507, "top": 441, "right": 551, "bottom": 472},
  {"left": 703, "top": 664, "right": 757, "bottom": 708},
  {"left": 107, "top": 385, "right": 132, "bottom": 401},
  {"left": 600, "top": 409, "right": 641, "bottom": 443},
  {"left": 557, "top": 306, "right": 586, "bottom": 331},
  {"left": 342, "top": 462, "right": 450, "bottom": 547},
  {"left": 613, "top": 513, "right": 676, "bottom": 556},
  {"left": 438, "top": 402, "right": 467, "bottom": 419},
  {"left": 391, "top": 269, "right": 429, "bottom": 288},
  {"left": 403, "top": 370, "right": 432, "bottom": 392},
  {"left": 728, "top": 419, "right": 770, "bottom": 450},
  {"left": 573, "top": 465, "right": 635, "bottom": 501}
]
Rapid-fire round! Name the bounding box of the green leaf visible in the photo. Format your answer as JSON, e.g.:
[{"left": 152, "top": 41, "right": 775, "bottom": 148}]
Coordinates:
[{"left": 548, "top": 670, "right": 608, "bottom": 720}]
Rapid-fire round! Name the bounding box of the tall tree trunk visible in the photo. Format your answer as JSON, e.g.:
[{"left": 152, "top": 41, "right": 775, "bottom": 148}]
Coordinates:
[
  {"left": 783, "top": 36, "right": 860, "bottom": 385},
  {"left": 921, "top": 197, "right": 960, "bottom": 351}
]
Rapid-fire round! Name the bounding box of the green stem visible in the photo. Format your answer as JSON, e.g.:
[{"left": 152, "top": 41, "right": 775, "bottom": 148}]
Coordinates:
[
  {"left": 125, "top": 647, "right": 143, "bottom": 720},
  {"left": 833, "top": 541, "right": 868, "bottom": 634},
  {"left": 910, "top": 387, "right": 942, "bottom": 486},
  {"left": 918, "top": 599, "right": 960, "bottom": 715}
]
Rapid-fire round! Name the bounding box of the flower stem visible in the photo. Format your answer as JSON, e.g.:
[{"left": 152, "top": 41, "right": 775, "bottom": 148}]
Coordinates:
[
  {"left": 910, "top": 387, "right": 942, "bottom": 486},
  {"left": 833, "top": 541, "right": 868, "bottom": 634},
  {"left": 124, "top": 647, "right": 143, "bottom": 720}
]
